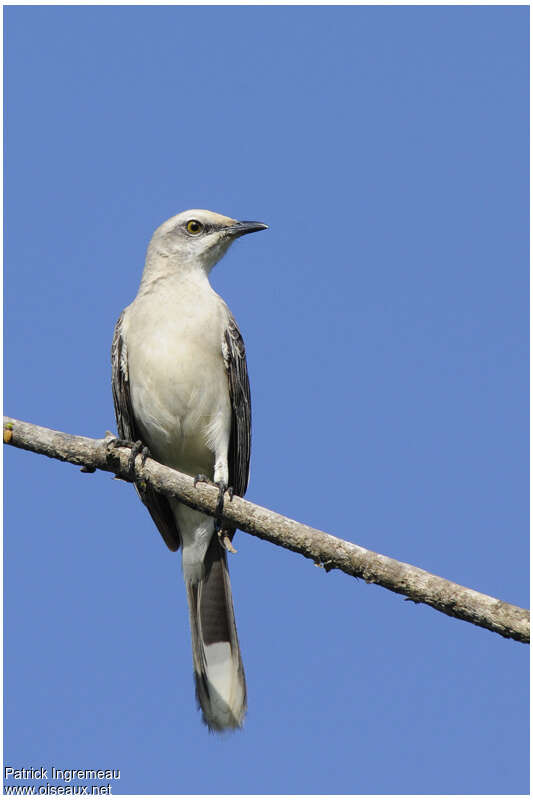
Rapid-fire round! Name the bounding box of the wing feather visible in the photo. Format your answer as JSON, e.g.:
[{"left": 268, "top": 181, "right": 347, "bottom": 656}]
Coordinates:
[
  {"left": 223, "top": 315, "right": 252, "bottom": 500},
  {"left": 111, "top": 311, "right": 180, "bottom": 552}
]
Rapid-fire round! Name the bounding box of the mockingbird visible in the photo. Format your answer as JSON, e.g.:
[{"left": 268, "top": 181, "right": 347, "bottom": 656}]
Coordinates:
[{"left": 111, "top": 209, "right": 267, "bottom": 731}]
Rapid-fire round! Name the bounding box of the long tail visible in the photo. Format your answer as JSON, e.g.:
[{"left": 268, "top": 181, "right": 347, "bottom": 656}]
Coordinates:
[{"left": 185, "top": 534, "right": 247, "bottom": 731}]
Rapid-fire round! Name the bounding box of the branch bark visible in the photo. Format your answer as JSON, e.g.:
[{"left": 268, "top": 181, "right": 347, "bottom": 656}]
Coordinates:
[{"left": 4, "top": 415, "right": 529, "bottom": 644}]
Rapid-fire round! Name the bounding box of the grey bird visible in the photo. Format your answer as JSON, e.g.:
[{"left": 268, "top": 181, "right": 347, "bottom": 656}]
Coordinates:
[{"left": 111, "top": 209, "right": 268, "bottom": 731}]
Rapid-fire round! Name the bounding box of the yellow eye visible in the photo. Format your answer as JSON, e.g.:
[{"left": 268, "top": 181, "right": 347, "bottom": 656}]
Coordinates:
[{"left": 186, "top": 219, "right": 203, "bottom": 235}]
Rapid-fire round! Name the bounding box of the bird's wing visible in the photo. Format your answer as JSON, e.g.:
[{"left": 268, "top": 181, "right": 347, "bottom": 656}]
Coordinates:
[
  {"left": 111, "top": 310, "right": 180, "bottom": 552},
  {"left": 223, "top": 314, "right": 252, "bottom": 499}
]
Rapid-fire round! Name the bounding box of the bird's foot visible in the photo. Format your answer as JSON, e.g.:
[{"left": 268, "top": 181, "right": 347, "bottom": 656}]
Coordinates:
[
  {"left": 193, "top": 473, "right": 215, "bottom": 489},
  {"left": 106, "top": 435, "right": 150, "bottom": 480},
  {"left": 126, "top": 441, "right": 150, "bottom": 477},
  {"left": 214, "top": 482, "right": 234, "bottom": 516},
  {"left": 193, "top": 475, "right": 234, "bottom": 516}
]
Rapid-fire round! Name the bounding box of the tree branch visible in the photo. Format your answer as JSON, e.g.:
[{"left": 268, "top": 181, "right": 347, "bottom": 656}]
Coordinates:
[{"left": 4, "top": 415, "right": 529, "bottom": 644}]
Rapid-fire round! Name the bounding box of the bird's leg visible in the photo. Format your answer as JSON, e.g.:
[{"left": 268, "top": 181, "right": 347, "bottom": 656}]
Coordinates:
[
  {"left": 212, "top": 483, "right": 237, "bottom": 553},
  {"left": 214, "top": 481, "right": 228, "bottom": 516},
  {"left": 106, "top": 435, "right": 150, "bottom": 479},
  {"left": 193, "top": 475, "right": 234, "bottom": 517}
]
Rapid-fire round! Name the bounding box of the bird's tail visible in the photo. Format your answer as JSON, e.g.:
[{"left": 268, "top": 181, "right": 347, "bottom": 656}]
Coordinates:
[{"left": 185, "top": 534, "right": 247, "bottom": 731}]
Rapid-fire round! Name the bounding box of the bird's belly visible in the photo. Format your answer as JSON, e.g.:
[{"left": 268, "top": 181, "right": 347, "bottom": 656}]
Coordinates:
[{"left": 128, "top": 331, "right": 230, "bottom": 478}]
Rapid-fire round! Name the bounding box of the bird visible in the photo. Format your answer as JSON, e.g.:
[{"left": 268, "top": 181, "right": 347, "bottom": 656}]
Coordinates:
[{"left": 111, "top": 209, "right": 268, "bottom": 731}]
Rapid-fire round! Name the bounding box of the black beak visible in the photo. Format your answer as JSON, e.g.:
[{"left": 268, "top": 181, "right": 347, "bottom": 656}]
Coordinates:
[{"left": 228, "top": 220, "right": 269, "bottom": 237}]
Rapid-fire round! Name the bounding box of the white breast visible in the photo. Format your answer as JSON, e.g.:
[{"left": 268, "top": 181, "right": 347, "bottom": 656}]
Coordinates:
[{"left": 123, "top": 280, "right": 232, "bottom": 478}]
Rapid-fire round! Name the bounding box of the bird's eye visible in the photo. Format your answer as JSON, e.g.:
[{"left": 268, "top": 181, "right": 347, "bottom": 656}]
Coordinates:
[{"left": 186, "top": 220, "right": 204, "bottom": 235}]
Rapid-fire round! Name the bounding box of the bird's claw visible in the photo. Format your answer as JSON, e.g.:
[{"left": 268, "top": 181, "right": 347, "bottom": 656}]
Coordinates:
[
  {"left": 106, "top": 436, "right": 132, "bottom": 450},
  {"left": 193, "top": 474, "right": 213, "bottom": 489},
  {"left": 127, "top": 441, "right": 150, "bottom": 476},
  {"left": 193, "top": 475, "right": 233, "bottom": 517},
  {"left": 215, "top": 482, "right": 227, "bottom": 516},
  {"left": 106, "top": 436, "right": 150, "bottom": 480}
]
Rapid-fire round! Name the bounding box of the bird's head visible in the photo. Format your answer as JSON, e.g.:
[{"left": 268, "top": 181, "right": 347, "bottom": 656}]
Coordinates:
[{"left": 148, "top": 209, "right": 268, "bottom": 274}]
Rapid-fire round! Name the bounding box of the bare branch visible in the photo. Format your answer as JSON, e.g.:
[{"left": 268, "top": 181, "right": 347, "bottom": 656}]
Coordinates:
[{"left": 4, "top": 415, "right": 529, "bottom": 644}]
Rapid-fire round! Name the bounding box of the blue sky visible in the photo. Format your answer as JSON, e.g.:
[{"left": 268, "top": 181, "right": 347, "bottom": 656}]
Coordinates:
[{"left": 4, "top": 5, "right": 529, "bottom": 795}]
